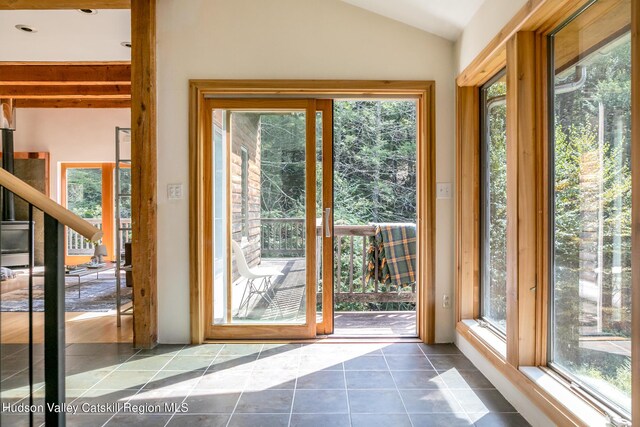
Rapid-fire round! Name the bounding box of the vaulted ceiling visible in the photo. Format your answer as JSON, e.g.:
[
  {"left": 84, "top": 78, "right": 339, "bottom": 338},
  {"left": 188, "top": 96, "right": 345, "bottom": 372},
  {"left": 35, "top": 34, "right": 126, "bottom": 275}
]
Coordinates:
[{"left": 340, "top": 0, "right": 486, "bottom": 41}]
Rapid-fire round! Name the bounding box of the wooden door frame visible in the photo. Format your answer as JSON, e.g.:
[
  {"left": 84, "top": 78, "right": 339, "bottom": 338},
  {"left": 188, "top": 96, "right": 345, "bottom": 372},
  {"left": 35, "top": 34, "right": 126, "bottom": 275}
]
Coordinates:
[
  {"left": 203, "top": 98, "right": 317, "bottom": 339},
  {"left": 0, "top": 0, "right": 157, "bottom": 349},
  {"left": 60, "top": 162, "right": 131, "bottom": 265},
  {"left": 60, "top": 162, "right": 114, "bottom": 265},
  {"left": 189, "top": 80, "right": 436, "bottom": 344},
  {"left": 316, "top": 99, "right": 334, "bottom": 335}
]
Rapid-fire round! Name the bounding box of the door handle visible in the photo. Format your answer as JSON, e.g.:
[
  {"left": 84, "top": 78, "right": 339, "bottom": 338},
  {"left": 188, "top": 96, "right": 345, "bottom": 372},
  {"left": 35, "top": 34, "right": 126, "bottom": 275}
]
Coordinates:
[{"left": 324, "top": 208, "right": 331, "bottom": 238}]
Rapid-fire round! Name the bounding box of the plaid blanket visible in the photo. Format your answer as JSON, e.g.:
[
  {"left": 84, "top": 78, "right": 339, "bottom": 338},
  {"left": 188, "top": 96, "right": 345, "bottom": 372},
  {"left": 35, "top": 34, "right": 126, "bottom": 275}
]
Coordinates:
[{"left": 367, "top": 223, "right": 416, "bottom": 289}]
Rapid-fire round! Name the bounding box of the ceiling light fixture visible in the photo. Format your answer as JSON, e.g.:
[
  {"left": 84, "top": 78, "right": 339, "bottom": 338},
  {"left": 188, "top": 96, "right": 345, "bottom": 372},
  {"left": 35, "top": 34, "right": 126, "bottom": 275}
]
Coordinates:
[
  {"left": 121, "top": 42, "right": 132, "bottom": 48},
  {"left": 15, "top": 24, "right": 37, "bottom": 33},
  {"left": 78, "top": 9, "right": 98, "bottom": 15}
]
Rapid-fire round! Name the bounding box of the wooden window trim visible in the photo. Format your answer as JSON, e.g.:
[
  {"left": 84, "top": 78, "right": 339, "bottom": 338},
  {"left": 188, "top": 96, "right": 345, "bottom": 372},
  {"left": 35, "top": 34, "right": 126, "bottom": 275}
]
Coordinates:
[
  {"left": 189, "top": 80, "right": 436, "bottom": 344},
  {"left": 456, "top": 0, "right": 638, "bottom": 424},
  {"left": 455, "top": 86, "right": 480, "bottom": 324}
]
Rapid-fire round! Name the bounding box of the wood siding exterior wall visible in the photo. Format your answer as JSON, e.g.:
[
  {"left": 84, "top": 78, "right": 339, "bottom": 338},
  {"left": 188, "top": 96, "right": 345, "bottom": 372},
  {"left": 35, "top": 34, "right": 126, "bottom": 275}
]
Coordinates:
[{"left": 211, "top": 110, "right": 262, "bottom": 281}]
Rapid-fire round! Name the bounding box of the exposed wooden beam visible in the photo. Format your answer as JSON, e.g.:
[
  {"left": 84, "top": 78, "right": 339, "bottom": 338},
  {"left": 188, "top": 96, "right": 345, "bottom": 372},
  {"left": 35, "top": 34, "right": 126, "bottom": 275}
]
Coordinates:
[
  {"left": 131, "top": 0, "right": 157, "bottom": 349},
  {"left": 14, "top": 99, "right": 130, "bottom": 108},
  {"left": 0, "top": 85, "right": 130, "bottom": 98},
  {"left": 0, "top": 63, "right": 130, "bottom": 84},
  {"left": 0, "top": 0, "right": 129, "bottom": 9}
]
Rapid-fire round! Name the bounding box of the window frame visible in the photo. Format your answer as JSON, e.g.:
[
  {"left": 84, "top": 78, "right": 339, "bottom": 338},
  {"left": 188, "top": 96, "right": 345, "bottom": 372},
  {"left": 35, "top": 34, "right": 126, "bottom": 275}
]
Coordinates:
[
  {"left": 479, "top": 68, "right": 508, "bottom": 338},
  {"left": 455, "top": 0, "right": 639, "bottom": 424},
  {"left": 546, "top": 4, "right": 633, "bottom": 419}
]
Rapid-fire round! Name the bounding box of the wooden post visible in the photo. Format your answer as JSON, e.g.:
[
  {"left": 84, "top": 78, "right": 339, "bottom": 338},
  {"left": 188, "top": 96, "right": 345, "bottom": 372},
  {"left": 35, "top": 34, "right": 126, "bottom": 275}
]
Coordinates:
[
  {"left": 455, "top": 86, "right": 480, "bottom": 323},
  {"left": 506, "top": 31, "right": 539, "bottom": 368},
  {"left": 131, "top": 0, "right": 157, "bottom": 349}
]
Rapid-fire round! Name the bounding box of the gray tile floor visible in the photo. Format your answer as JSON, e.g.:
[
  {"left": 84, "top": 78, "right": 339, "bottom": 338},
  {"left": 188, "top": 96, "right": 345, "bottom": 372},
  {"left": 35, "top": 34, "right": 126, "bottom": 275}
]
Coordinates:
[{"left": 1, "top": 342, "right": 530, "bottom": 426}]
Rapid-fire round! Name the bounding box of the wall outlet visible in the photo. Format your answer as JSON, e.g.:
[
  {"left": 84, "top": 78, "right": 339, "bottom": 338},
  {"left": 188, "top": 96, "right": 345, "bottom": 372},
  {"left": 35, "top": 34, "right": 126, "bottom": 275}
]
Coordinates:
[
  {"left": 167, "top": 183, "right": 183, "bottom": 200},
  {"left": 442, "top": 294, "right": 451, "bottom": 309},
  {"left": 436, "top": 182, "right": 452, "bottom": 199}
]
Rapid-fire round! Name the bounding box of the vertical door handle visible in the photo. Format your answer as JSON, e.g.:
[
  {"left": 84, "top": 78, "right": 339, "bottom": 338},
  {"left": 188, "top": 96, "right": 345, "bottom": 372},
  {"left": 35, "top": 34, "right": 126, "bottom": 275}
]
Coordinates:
[{"left": 324, "top": 208, "right": 331, "bottom": 238}]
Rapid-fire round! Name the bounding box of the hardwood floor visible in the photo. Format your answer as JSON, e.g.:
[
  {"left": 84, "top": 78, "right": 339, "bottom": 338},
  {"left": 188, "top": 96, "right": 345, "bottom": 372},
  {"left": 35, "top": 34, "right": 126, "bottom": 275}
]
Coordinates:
[{"left": 1, "top": 311, "right": 133, "bottom": 343}]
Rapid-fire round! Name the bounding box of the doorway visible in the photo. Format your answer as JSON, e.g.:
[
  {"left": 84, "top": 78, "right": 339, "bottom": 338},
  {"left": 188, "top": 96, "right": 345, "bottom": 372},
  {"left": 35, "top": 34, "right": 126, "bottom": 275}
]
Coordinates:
[
  {"left": 331, "top": 100, "right": 418, "bottom": 337},
  {"left": 190, "top": 80, "right": 435, "bottom": 343},
  {"left": 61, "top": 162, "right": 131, "bottom": 266}
]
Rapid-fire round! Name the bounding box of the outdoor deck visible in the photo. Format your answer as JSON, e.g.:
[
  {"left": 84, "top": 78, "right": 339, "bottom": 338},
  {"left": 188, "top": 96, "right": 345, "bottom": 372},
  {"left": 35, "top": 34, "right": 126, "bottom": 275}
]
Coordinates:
[
  {"left": 233, "top": 257, "right": 417, "bottom": 335},
  {"left": 333, "top": 311, "right": 417, "bottom": 336}
]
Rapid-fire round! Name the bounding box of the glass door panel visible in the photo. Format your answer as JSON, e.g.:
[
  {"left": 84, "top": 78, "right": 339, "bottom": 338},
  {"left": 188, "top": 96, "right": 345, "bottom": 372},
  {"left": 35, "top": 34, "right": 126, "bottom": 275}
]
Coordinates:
[{"left": 207, "top": 99, "right": 317, "bottom": 339}]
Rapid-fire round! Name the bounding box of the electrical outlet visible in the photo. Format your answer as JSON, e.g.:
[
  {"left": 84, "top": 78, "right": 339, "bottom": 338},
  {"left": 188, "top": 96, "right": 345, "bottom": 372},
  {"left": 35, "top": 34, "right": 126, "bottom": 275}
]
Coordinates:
[
  {"left": 442, "top": 294, "right": 451, "bottom": 309},
  {"left": 167, "top": 183, "right": 183, "bottom": 200},
  {"left": 437, "top": 182, "right": 452, "bottom": 199}
]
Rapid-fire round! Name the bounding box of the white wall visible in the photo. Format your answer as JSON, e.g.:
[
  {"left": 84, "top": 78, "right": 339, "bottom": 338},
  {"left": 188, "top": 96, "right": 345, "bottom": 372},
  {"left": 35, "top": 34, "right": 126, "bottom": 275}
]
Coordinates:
[
  {"left": 12, "top": 108, "right": 130, "bottom": 201},
  {"left": 455, "top": 0, "right": 527, "bottom": 73},
  {"left": 157, "top": 0, "right": 456, "bottom": 343}
]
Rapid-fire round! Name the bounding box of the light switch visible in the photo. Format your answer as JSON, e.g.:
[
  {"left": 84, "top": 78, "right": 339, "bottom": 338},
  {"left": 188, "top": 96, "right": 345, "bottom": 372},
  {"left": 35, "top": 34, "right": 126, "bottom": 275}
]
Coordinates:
[
  {"left": 167, "top": 183, "right": 183, "bottom": 200},
  {"left": 436, "top": 182, "right": 452, "bottom": 199}
]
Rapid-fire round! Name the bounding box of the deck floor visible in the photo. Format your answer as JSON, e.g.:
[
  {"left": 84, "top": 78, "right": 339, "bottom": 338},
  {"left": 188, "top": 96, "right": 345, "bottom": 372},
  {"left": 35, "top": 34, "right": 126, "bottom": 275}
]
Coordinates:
[
  {"left": 333, "top": 311, "right": 416, "bottom": 336},
  {"left": 236, "top": 258, "right": 416, "bottom": 336}
]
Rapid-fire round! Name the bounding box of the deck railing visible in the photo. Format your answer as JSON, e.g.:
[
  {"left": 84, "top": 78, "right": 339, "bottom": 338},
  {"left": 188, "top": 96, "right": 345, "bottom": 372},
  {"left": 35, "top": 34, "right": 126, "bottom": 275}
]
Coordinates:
[
  {"left": 66, "top": 218, "right": 131, "bottom": 256},
  {"left": 260, "top": 218, "right": 416, "bottom": 305},
  {"left": 67, "top": 218, "right": 102, "bottom": 255},
  {"left": 261, "top": 218, "right": 305, "bottom": 257},
  {"left": 332, "top": 224, "right": 416, "bottom": 304}
]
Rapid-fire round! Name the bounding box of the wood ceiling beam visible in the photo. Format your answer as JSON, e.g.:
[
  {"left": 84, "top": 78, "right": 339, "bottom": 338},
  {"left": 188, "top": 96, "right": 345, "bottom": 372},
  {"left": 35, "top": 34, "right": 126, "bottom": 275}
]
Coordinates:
[
  {"left": 0, "top": 63, "right": 131, "bottom": 84},
  {"left": 0, "top": 84, "right": 130, "bottom": 98},
  {"left": 14, "top": 98, "right": 131, "bottom": 108},
  {"left": 0, "top": 0, "right": 129, "bottom": 9}
]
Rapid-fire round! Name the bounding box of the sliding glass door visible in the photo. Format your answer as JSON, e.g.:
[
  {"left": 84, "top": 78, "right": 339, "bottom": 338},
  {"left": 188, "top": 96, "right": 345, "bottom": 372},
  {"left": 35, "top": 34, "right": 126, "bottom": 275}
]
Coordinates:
[{"left": 205, "top": 99, "right": 325, "bottom": 339}]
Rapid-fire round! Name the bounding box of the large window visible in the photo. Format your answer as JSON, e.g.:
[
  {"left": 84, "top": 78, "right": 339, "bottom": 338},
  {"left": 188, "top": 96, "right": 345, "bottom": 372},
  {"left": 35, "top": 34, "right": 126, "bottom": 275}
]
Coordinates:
[
  {"left": 549, "top": 0, "right": 631, "bottom": 416},
  {"left": 480, "top": 70, "right": 507, "bottom": 334}
]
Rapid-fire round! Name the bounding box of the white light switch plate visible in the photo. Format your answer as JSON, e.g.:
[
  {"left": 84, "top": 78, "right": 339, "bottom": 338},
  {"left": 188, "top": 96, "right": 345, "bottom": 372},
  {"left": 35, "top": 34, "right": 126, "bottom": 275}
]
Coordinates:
[
  {"left": 167, "top": 183, "right": 183, "bottom": 200},
  {"left": 437, "top": 182, "right": 452, "bottom": 199}
]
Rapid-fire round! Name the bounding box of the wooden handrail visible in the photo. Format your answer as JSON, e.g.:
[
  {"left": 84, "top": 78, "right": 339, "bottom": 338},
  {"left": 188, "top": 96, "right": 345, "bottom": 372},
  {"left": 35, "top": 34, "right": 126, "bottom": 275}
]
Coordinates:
[{"left": 0, "top": 168, "right": 103, "bottom": 242}]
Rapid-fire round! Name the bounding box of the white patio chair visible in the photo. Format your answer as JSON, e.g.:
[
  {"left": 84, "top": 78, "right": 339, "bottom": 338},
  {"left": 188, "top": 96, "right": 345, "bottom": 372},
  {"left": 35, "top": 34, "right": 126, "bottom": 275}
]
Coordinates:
[{"left": 232, "top": 240, "right": 283, "bottom": 318}]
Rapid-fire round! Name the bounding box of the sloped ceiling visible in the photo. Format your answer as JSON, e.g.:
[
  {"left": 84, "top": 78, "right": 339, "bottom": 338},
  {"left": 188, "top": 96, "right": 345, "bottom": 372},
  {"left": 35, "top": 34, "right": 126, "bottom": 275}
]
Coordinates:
[{"left": 341, "top": 0, "right": 486, "bottom": 41}]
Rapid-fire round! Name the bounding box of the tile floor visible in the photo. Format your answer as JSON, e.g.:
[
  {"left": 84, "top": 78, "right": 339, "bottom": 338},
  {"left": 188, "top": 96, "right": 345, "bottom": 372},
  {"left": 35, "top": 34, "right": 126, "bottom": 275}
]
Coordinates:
[{"left": 1, "top": 342, "right": 530, "bottom": 427}]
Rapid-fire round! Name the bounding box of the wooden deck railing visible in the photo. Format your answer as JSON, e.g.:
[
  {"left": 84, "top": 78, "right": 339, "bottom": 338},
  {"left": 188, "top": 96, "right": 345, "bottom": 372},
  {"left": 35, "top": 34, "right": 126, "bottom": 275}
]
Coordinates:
[
  {"left": 332, "top": 224, "right": 416, "bottom": 304},
  {"left": 260, "top": 218, "right": 416, "bottom": 304},
  {"left": 261, "top": 218, "right": 305, "bottom": 257}
]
